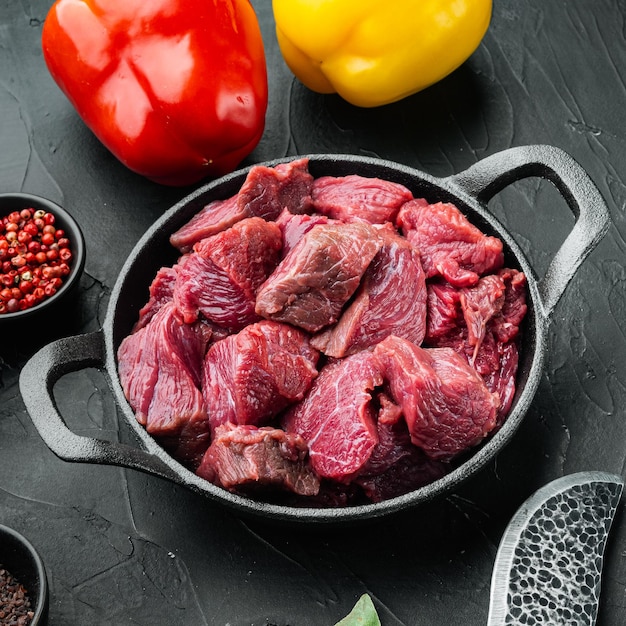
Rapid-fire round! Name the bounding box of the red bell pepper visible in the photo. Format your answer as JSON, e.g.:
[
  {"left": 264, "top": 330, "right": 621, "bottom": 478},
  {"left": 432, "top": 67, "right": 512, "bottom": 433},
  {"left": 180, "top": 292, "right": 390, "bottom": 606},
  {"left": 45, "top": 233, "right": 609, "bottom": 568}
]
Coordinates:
[{"left": 41, "top": 0, "right": 268, "bottom": 186}]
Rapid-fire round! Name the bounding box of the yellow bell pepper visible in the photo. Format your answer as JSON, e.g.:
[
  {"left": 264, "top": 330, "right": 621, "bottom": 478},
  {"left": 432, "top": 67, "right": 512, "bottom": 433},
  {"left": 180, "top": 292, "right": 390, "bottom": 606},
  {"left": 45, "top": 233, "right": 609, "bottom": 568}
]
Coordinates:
[{"left": 272, "top": 0, "right": 492, "bottom": 108}]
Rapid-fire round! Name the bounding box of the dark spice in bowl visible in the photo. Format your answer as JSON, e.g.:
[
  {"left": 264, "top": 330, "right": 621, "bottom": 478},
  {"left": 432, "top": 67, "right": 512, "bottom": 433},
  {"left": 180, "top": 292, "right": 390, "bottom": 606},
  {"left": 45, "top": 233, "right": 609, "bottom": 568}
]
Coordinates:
[
  {"left": 0, "top": 525, "right": 47, "bottom": 625},
  {"left": 0, "top": 566, "right": 34, "bottom": 625}
]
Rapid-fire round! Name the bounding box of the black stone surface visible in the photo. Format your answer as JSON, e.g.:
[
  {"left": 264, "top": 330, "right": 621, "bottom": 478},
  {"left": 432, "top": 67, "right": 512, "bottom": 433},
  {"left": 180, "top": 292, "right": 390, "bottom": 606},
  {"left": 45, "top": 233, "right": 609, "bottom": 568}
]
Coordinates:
[{"left": 2, "top": 1, "right": 626, "bottom": 624}]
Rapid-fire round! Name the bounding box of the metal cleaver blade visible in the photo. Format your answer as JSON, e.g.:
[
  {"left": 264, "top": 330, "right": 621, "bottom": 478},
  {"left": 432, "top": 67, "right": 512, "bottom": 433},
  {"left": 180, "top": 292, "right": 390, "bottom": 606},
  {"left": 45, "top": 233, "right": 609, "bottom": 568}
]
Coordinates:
[{"left": 487, "top": 471, "right": 623, "bottom": 626}]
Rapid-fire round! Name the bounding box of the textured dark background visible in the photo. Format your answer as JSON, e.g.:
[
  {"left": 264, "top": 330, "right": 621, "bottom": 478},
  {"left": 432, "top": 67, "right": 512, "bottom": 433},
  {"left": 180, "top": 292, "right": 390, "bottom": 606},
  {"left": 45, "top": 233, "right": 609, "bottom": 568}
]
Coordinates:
[{"left": 2, "top": 0, "right": 626, "bottom": 624}]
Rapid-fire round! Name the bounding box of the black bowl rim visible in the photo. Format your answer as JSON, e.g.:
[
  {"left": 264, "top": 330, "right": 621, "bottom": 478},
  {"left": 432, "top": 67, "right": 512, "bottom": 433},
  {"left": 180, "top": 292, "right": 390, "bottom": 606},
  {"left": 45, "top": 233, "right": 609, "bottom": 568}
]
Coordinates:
[
  {"left": 103, "top": 153, "right": 548, "bottom": 523},
  {"left": 0, "top": 192, "right": 86, "bottom": 322},
  {"left": 0, "top": 523, "right": 48, "bottom": 622}
]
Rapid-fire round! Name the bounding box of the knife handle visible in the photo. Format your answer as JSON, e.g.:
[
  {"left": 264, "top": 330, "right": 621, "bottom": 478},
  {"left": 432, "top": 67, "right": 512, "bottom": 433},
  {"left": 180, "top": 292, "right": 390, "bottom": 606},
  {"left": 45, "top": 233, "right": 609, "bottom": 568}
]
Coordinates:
[{"left": 488, "top": 471, "right": 623, "bottom": 626}]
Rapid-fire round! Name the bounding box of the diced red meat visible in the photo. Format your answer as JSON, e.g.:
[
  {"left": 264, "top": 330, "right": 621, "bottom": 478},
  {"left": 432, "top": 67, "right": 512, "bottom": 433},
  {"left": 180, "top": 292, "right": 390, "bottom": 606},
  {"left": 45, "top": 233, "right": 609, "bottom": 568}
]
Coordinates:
[
  {"left": 169, "top": 194, "right": 241, "bottom": 253},
  {"left": 169, "top": 158, "right": 314, "bottom": 252},
  {"left": 397, "top": 198, "right": 504, "bottom": 287},
  {"left": 173, "top": 217, "right": 282, "bottom": 330},
  {"left": 425, "top": 280, "right": 463, "bottom": 345},
  {"left": 356, "top": 393, "right": 407, "bottom": 479},
  {"left": 426, "top": 275, "right": 508, "bottom": 359},
  {"left": 480, "top": 338, "right": 519, "bottom": 422},
  {"left": 425, "top": 269, "right": 526, "bottom": 422},
  {"left": 255, "top": 221, "right": 382, "bottom": 332},
  {"left": 312, "top": 174, "right": 413, "bottom": 224},
  {"left": 460, "top": 274, "right": 506, "bottom": 362},
  {"left": 492, "top": 268, "right": 528, "bottom": 343},
  {"left": 356, "top": 447, "right": 449, "bottom": 503},
  {"left": 311, "top": 226, "right": 427, "bottom": 357},
  {"left": 117, "top": 302, "right": 211, "bottom": 467},
  {"left": 282, "top": 350, "right": 383, "bottom": 482},
  {"left": 197, "top": 423, "right": 320, "bottom": 496},
  {"left": 479, "top": 269, "right": 526, "bottom": 421},
  {"left": 275, "top": 208, "right": 331, "bottom": 257},
  {"left": 202, "top": 320, "right": 319, "bottom": 431},
  {"left": 238, "top": 157, "right": 314, "bottom": 218},
  {"left": 373, "top": 336, "right": 500, "bottom": 461},
  {"left": 133, "top": 266, "right": 178, "bottom": 332},
  {"left": 355, "top": 393, "right": 449, "bottom": 502}
]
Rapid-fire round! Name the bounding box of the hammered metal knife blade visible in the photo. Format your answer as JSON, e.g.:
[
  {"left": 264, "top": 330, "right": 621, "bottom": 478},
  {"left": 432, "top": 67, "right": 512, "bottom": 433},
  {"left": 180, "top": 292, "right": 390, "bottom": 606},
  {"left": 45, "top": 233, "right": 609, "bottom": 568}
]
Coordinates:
[{"left": 488, "top": 471, "right": 623, "bottom": 626}]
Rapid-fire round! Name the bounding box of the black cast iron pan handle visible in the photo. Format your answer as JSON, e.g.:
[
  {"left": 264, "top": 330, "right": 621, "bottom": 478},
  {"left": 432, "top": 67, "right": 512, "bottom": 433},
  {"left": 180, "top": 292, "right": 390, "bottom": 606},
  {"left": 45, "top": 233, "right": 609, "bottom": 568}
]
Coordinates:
[
  {"left": 445, "top": 144, "right": 610, "bottom": 318},
  {"left": 19, "top": 330, "right": 181, "bottom": 482},
  {"left": 19, "top": 145, "right": 611, "bottom": 479}
]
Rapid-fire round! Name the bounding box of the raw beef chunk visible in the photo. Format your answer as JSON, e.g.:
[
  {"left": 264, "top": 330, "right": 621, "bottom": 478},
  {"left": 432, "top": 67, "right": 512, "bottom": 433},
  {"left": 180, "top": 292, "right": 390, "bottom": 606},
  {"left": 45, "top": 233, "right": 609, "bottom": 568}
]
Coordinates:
[
  {"left": 373, "top": 336, "right": 499, "bottom": 461},
  {"left": 169, "top": 158, "right": 314, "bottom": 251},
  {"left": 473, "top": 269, "right": 526, "bottom": 420},
  {"left": 311, "top": 226, "right": 427, "bottom": 357},
  {"left": 275, "top": 208, "right": 330, "bottom": 257},
  {"left": 133, "top": 266, "right": 177, "bottom": 331},
  {"left": 425, "top": 269, "right": 527, "bottom": 421},
  {"left": 203, "top": 321, "right": 319, "bottom": 431},
  {"left": 461, "top": 274, "right": 506, "bottom": 361},
  {"left": 482, "top": 340, "right": 519, "bottom": 422},
  {"left": 255, "top": 221, "right": 382, "bottom": 332},
  {"left": 426, "top": 276, "right": 507, "bottom": 355},
  {"left": 397, "top": 198, "right": 504, "bottom": 287},
  {"left": 117, "top": 302, "right": 211, "bottom": 467},
  {"left": 238, "top": 157, "right": 314, "bottom": 218},
  {"left": 169, "top": 194, "right": 241, "bottom": 253},
  {"left": 424, "top": 280, "right": 462, "bottom": 344},
  {"left": 312, "top": 174, "right": 413, "bottom": 224},
  {"left": 174, "top": 217, "right": 282, "bottom": 330},
  {"left": 197, "top": 423, "right": 320, "bottom": 496},
  {"left": 491, "top": 268, "right": 528, "bottom": 344},
  {"left": 355, "top": 394, "right": 449, "bottom": 502},
  {"left": 282, "top": 351, "right": 382, "bottom": 482}
]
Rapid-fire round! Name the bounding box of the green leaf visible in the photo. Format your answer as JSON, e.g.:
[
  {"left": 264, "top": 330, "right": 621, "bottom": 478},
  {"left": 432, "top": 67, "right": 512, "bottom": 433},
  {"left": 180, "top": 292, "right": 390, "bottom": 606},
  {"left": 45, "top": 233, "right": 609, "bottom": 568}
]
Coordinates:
[{"left": 334, "top": 594, "right": 381, "bottom": 626}]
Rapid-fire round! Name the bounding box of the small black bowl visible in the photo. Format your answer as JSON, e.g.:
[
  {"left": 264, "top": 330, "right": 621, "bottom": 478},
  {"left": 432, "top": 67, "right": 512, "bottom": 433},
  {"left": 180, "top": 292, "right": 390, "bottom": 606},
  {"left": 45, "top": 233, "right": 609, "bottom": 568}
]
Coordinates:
[
  {"left": 0, "top": 524, "right": 48, "bottom": 624},
  {"left": 0, "top": 193, "right": 86, "bottom": 322}
]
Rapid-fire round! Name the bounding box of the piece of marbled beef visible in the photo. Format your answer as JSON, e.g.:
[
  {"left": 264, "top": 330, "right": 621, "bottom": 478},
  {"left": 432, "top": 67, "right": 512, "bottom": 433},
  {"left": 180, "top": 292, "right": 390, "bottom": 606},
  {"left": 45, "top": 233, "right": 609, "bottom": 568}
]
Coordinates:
[
  {"left": 311, "top": 174, "right": 413, "bottom": 224},
  {"left": 133, "top": 265, "right": 177, "bottom": 332},
  {"left": 373, "top": 336, "right": 500, "bottom": 461},
  {"left": 202, "top": 320, "right": 319, "bottom": 432},
  {"left": 275, "top": 208, "right": 331, "bottom": 257},
  {"left": 311, "top": 225, "right": 427, "bottom": 357},
  {"left": 170, "top": 157, "right": 314, "bottom": 251},
  {"left": 354, "top": 393, "right": 449, "bottom": 502},
  {"left": 117, "top": 302, "right": 211, "bottom": 467},
  {"left": 282, "top": 350, "right": 382, "bottom": 482},
  {"left": 255, "top": 221, "right": 382, "bottom": 333},
  {"left": 196, "top": 423, "right": 320, "bottom": 496},
  {"left": 425, "top": 268, "right": 527, "bottom": 421},
  {"left": 397, "top": 198, "right": 504, "bottom": 287},
  {"left": 173, "top": 217, "right": 282, "bottom": 330}
]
